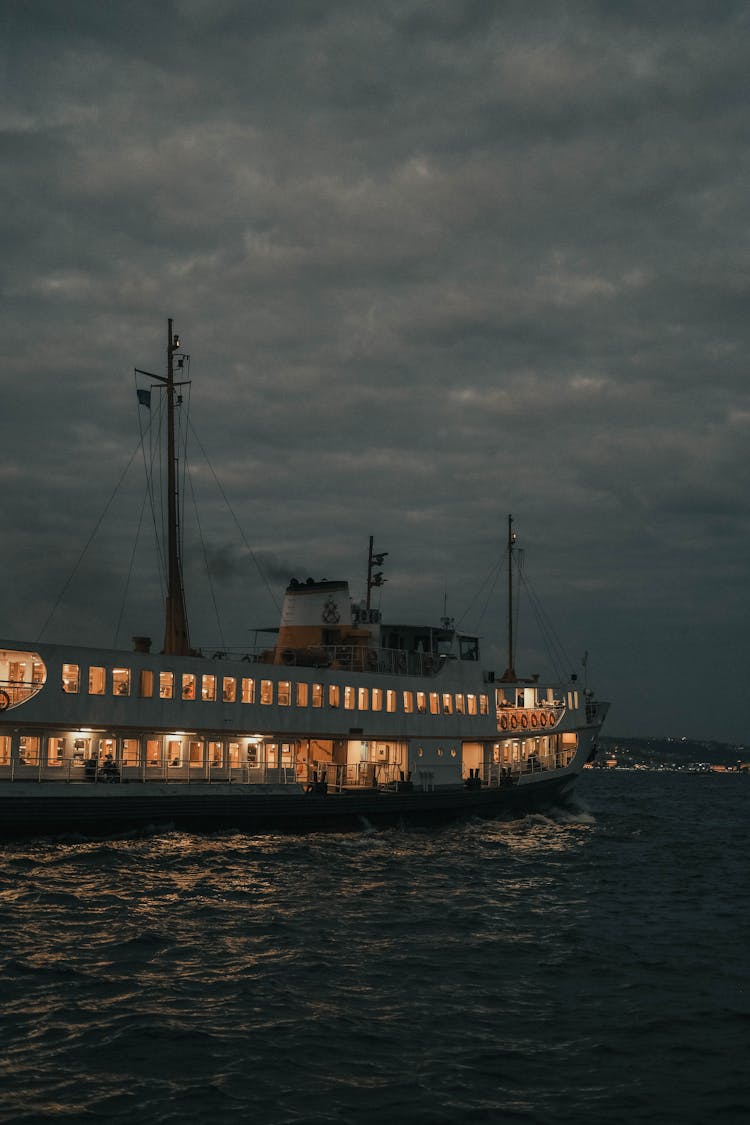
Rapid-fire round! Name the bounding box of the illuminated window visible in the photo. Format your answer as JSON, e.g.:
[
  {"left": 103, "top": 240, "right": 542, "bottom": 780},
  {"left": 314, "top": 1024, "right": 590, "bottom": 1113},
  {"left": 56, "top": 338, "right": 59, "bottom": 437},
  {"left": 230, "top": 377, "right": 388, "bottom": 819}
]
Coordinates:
[
  {"left": 278, "top": 681, "right": 291, "bottom": 706},
  {"left": 121, "top": 739, "right": 139, "bottom": 766},
  {"left": 228, "top": 741, "right": 242, "bottom": 768},
  {"left": 296, "top": 682, "right": 309, "bottom": 706},
  {"left": 358, "top": 687, "right": 369, "bottom": 710},
  {"left": 260, "top": 680, "right": 273, "bottom": 705},
  {"left": 344, "top": 686, "right": 355, "bottom": 710},
  {"left": 247, "top": 741, "right": 259, "bottom": 765},
  {"left": 450, "top": 747, "right": 457, "bottom": 757},
  {"left": 442, "top": 693, "right": 453, "bottom": 715},
  {"left": 167, "top": 739, "right": 183, "bottom": 766},
  {"left": 329, "top": 685, "right": 340, "bottom": 708},
  {"left": 182, "top": 673, "right": 196, "bottom": 700},
  {"left": 455, "top": 694, "right": 465, "bottom": 714},
  {"left": 403, "top": 691, "right": 414, "bottom": 713},
  {"left": 437, "top": 747, "right": 444, "bottom": 757},
  {"left": 416, "top": 691, "right": 426, "bottom": 713},
  {"left": 467, "top": 694, "right": 477, "bottom": 715},
  {"left": 62, "top": 663, "right": 79, "bottom": 693},
  {"left": 209, "top": 741, "right": 223, "bottom": 766},
  {"left": 140, "top": 670, "right": 154, "bottom": 697},
  {"left": 241, "top": 677, "right": 255, "bottom": 703},
  {"left": 47, "top": 736, "right": 64, "bottom": 766},
  {"left": 146, "top": 739, "right": 162, "bottom": 766},
  {"left": 159, "top": 671, "right": 174, "bottom": 699},
  {"left": 223, "top": 676, "right": 236, "bottom": 703},
  {"left": 417, "top": 747, "right": 424, "bottom": 757},
  {"left": 429, "top": 692, "right": 439, "bottom": 715},
  {"left": 0, "top": 736, "right": 10, "bottom": 765},
  {"left": 386, "top": 689, "right": 396, "bottom": 713},
  {"left": 372, "top": 687, "right": 383, "bottom": 711},
  {"left": 189, "top": 740, "right": 204, "bottom": 766},
  {"left": 312, "top": 683, "right": 323, "bottom": 708},
  {"left": 202, "top": 674, "right": 216, "bottom": 701},
  {"left": 19, "top": 736, "right": 40, "bottom": 765},
  {"left": 479, "top": 694, "right": 489, "bottom": 715},
  {"left": 89, "top": 666, "right": 106, "bottom": 695},
  {"left": 112, "top": 668, "right": 130, "bottom": 697}
]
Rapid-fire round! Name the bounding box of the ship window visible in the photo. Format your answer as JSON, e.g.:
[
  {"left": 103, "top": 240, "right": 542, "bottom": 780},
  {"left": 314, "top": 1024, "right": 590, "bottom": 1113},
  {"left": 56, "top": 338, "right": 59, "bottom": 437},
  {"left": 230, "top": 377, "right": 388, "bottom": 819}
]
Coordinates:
[
  {"left": 450, "top": 747, "right": 457, "bottom": 757},
  {"left": 62, "top": 663, "right": 80, "bottom": 693},
  {"left": 247, "top": 741, "right": 259, "bottom": 765},
  {"left": 167, "top": 739, "right": 183, "bottom": 766},
  {"left": 467, "top": 694, "right": 477, "bottom": 715},
  {"left": 386, "top": 689, "right": 396, "bottom": 713},
  {"left": 312, "top": 683, "right": 323, "bottom": 708},
  {"left": 47, "top": 736, "right": 65, "bottom": 766},
  {"left": 328, "top": 685, "right": 340, "bottom": 708},
  {"left": 112, "top": 668, "right": 130, "bottom": 696},
  {"left": 121, "top": 739, "right": 139, "bottom": 766},
  {"left": 159, "top": 672, "right": 174, "bottom": 699},
  {"left": 371, "top": 688, "right": 383, "bottom": 711},
  {"left": 89, "top": 666, "right": 106, "bottom": 695},
  {"left": 278, "top": 681, "right": 291, "bottom": 706},
  {"left": 358, "top": 687, "right": 369, "bottom": 710},
  {"left": 344, "top": 686, "right": 355, "bottom": 710},
  {"left": 241, "top": 677, "right": 255, "bottom": 703},
  {"left": 19, "top": 736, "right": 40, "bottom": 765},
  {"left": 189, "top": 740, "right": 204, "bottom": 766},
  {"left": 416, "top": 691, "right": 426, "bottom": 713},
  {"left": 201, "top": 674, "right": 216, "bottom": 701},
  {"left": 437, "top": 747, "right": 444, "bottom": 757},
  {"left": 442, "top": 693, "right": 452, "bottom": 715},
  {"left": 479, "top": 694, "right": 489, "bottom": 715},
  {"left": 429, "top": 692, "right": 439, "bottom": 715},
  {"left": 223, "top": 676, "right": 236, "bottom": 703},
  {"left": 140, "top": 670, "right": 154, "bottom": 698},
  {"left": 209, "top": 740, "right": 223, "bottom": 766},
  {"left": 455, "top": 694, "right": 465, "bottom": 714},
  {"left": 403, "top": 691, "right": 414, "bottom": 713},
  {"left": 0, "top": 736, "right": 10, "bottom": 765},
  {"left": 417, "top": 747, "right": 424, "bottom": 757},
  {"left": 146, "top": 739, "right": 162, "bottom": 766},
  {"left": 260, "top": 680, "right": 273, "bottom": 705},
  {"left": 228, "top": 741, "right": 242, "bottom": 768},
  {"left": 182, "top": 673, "right": 196, "bottom": 700}
]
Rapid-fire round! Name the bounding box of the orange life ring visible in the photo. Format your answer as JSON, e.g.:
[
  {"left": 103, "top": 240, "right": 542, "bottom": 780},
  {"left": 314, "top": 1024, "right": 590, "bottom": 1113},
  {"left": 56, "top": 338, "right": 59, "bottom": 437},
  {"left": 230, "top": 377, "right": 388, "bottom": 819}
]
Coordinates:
[
  {"left": 500, "top": 714, "right": 509, "bottom": 730},
  {"left": 530, "top": 712, "right": 539, "bottom": 728},
  {"left": 0, "top": 689, "right": 9, "bottom": 711},
  {"left": 547, "top": 712, "right": 555, "bottom": 727},
  {"left": 510, "top": 713, "right": 519, "bottom": 730},
  {"left": 520, "top": 713, "right": 529, "bottom": 729},
  {"left": 539, "top": 712, "right": 547, "bottom": 727}
]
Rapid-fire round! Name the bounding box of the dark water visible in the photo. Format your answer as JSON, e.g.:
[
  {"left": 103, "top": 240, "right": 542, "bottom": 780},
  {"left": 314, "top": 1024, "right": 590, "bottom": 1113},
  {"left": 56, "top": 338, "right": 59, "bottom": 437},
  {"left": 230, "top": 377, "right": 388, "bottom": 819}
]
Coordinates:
[{"left": 1, "top": 771, "right": 748, "bottom": 1124}]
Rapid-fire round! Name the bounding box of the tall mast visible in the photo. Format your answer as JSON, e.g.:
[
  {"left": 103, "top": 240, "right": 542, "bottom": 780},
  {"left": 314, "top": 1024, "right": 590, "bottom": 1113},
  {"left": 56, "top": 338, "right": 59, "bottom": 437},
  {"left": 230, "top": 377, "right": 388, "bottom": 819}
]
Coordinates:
[
  {"left": 162, "top": 318, "right": 191, "bottom": 655},
  {"left": 501, "top": 513, "right": 517, "bottom": 681}
]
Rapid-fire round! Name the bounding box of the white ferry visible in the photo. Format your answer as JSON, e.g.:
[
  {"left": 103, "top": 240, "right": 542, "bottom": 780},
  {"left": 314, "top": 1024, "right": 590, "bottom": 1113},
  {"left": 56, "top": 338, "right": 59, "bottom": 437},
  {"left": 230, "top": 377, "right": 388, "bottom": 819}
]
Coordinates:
[{"left": 0, "top": 323, "right": 609, "bottom": 836}]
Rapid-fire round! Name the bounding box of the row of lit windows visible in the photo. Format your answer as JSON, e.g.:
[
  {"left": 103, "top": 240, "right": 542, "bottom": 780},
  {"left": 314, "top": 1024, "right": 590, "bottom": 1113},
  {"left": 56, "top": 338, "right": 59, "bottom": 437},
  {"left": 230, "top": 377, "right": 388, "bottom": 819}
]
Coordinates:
[
  {"left": 60, "top": 663, "right": 491, "bottom": 716},
  {"left": 0, "top": 734, "right": 293, "bottom": 770}
]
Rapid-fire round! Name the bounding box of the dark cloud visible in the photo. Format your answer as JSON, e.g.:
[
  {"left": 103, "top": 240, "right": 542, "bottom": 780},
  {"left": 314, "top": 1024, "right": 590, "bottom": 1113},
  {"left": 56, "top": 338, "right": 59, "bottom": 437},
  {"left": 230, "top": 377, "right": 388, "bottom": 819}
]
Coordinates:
[{"left": 1, "top": 1, "right": 749, "bottom": 742}]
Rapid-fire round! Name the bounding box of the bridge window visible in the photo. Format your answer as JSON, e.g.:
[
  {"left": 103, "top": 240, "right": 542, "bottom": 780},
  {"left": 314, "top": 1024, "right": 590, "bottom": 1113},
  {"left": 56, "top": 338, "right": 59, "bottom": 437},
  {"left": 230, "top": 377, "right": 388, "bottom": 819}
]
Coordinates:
[
  {"left": 442, "top": 693, "right": 452, "bottom": 715},
  {"left": 455, "top": 694, "right": 465, "bottom": 714},
  {"left": 89, "top": 666, "right": 106, "bottom": 695},
  {"left": 182, "top": 673, "right": 196, "bottom": 700},
  {"left": 479, "top": 694, "right": 489, "bottom": 715},
  {"left": 278, "top": 681, "right": 291, "bottom": 706},
  {"left": 403, "top": 691, "right": 414, "bottom": 713},
  {"left": 328, "top": 685, "right": 340, "bottom": 708},
  {"left": 202, "top": 674, "right": 216, "bottom": 701},
  {"left": 344, "top": 686, "right": 355, "bottom": 710},
  {"left": 467, "top": 694, "right": 477, "bottom": 715},
  {"left": 429, "top": 692, "right": 439, "bottom": 715},
  {"left": 113, "top": 668, "right": 130, "bottom": 696},
  {"left": 312, "top": 683, "right": 323, "bottom": 707},
  {"left": 416, "top": 691, "right": 426, "bottom": 713},
  {"left": 260, "top": 680, "right": 273, "bottom": 705},
  {"left": 223, "top": 677, "right": 236, "bottom": 703},
  {"left": 386, "top": 689, "right": 396, "bottom": 713},
  {"left": 358, "top": 687, "right": 369, "bottom": 710},
  {"left": 372, "top": 688, "right": 383, "bottom": 711},
  {"left": 62, "top": 664, "right": 79, "bottom": 693},
  {"left": 241, "top": 677, "right": 255, "bottom": 703}
]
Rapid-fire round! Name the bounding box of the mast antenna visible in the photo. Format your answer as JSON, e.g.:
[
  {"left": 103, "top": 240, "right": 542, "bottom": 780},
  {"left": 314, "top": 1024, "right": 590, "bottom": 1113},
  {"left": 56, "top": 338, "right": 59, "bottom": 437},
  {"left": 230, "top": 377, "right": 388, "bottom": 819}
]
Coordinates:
[{"left": 500, "top": 513, "right": 517, "bottom": 681}]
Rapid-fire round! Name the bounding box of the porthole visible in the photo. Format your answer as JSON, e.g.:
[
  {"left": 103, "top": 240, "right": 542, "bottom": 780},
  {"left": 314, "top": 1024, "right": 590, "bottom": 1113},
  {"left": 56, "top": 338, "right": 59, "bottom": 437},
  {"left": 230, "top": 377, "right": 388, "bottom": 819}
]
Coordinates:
[
  {"left": 450, "top": 748, "right": 457, "bottom": 758},
  {"left": 417, "top": 747, "right": 424, "bottom": 757},
  {"left": 437, "top": 747, "right": 444, "bottom": 757}
]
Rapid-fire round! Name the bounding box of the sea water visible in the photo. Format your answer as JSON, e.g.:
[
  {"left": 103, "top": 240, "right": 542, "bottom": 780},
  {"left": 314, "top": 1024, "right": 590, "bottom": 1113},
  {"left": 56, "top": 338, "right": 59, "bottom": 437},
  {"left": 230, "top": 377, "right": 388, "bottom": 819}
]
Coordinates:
[{"left": 1, "top": 770, "right": 748, "bottom": 1124}]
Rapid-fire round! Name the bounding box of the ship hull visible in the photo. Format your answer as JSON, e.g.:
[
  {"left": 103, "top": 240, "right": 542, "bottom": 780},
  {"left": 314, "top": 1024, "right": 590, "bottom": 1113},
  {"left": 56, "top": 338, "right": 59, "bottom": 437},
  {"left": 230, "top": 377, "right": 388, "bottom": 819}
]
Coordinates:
[{"left": 0, "top": 771, "right": 579, "bottom": 838}]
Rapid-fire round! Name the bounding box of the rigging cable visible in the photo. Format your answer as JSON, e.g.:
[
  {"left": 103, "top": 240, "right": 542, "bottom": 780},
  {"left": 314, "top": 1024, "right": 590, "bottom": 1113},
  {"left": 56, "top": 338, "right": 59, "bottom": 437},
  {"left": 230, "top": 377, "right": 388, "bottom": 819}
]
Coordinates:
[
  {"left": 113, "top": 482, "right": 150, "bottom": 650},
  {"left": 185, "top": 454, "right": 226, "bottom": 652}
]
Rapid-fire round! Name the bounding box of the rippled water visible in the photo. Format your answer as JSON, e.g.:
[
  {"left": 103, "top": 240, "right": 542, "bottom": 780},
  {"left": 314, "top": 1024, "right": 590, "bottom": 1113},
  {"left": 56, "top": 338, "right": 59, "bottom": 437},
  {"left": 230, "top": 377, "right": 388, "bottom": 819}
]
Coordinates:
[{"left": 1, "top": 771, "right": 748, "bottom": 1124}]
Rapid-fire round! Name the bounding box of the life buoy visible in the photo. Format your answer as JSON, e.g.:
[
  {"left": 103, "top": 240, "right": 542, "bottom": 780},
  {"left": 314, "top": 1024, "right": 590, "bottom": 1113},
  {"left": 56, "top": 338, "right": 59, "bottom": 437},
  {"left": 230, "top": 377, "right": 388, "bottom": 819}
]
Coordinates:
[
  {"left": 547, "top": 712, "right": 556, "bottom": 727},
  {"left": 530, "top": 712, "right": 539, "bottom": 728},
  {"left": 0, "top": 690, "right": 9, "bottom": 711},
  {"left": 500, "top": 714, "right": 509, "bottom": 730},
  {"left": 520, "top": 713, "right": 529, "bottom": 729},
  {"left": 539, "top": 712, "right": 547, "bottom": 727},
  {"left": 510, "top": 713, "right": 519, "bottom": 729}
]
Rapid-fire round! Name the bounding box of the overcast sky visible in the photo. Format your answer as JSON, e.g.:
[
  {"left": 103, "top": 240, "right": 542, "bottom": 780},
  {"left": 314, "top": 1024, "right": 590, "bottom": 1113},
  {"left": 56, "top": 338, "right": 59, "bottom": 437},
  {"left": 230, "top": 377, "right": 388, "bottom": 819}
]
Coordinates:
[{"left": 2, "top": 1, "right": 749, "bottom": 744}]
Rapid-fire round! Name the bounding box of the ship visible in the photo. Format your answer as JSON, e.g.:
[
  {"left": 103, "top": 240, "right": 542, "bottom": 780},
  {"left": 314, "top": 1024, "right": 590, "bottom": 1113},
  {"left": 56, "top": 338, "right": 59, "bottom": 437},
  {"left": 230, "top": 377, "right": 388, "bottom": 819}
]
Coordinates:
[{"left": 0, "top": 322, "right": 609, "bottom": 837}]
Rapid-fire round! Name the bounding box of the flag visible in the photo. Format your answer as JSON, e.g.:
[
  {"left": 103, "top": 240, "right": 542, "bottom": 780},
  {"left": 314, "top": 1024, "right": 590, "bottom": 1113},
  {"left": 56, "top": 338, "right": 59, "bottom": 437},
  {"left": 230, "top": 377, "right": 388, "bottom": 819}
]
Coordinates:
[{"left": 137, "top": 388, "right": 151, "bottom": 408}]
